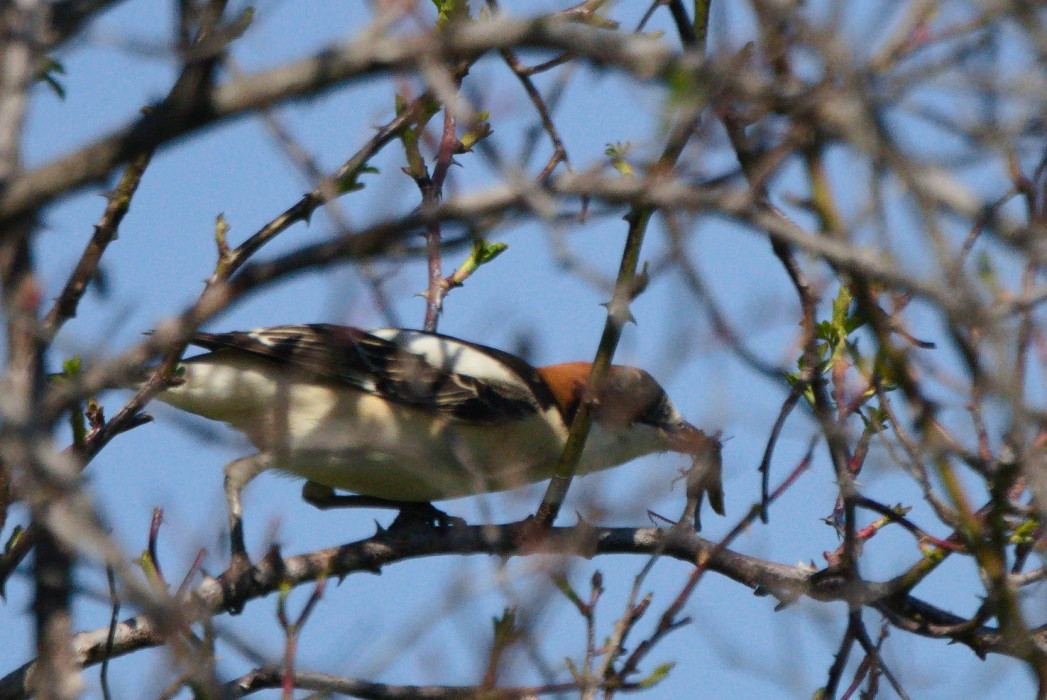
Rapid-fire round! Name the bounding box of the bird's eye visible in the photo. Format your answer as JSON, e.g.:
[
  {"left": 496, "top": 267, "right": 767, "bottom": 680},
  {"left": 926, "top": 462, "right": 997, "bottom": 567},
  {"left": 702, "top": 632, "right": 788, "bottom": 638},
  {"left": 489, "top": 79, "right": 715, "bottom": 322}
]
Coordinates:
[{"left": 638, "top": 394, "right": 675, "bottom": 427}]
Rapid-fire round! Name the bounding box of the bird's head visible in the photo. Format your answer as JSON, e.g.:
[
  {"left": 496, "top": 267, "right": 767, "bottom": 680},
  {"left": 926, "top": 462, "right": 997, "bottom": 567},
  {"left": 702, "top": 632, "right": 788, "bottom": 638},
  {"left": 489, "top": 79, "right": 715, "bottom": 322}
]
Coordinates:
[
  {"left": 536, "top": 362, "right": 714, "bottom": 457},
  {"left": 536, "top": 361, "right": 724, "bottom": 521}
]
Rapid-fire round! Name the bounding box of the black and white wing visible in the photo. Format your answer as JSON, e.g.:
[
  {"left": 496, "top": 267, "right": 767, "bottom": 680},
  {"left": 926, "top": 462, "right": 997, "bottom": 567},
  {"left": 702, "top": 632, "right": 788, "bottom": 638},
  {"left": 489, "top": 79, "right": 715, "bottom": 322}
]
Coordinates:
[{"left": 188, "top": 325, "right": 554, "bottom": 423}]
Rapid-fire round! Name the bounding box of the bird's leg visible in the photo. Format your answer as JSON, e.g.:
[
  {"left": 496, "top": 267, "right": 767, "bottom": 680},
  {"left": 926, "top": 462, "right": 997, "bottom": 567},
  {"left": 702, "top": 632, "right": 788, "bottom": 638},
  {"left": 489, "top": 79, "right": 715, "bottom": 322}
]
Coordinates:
[
  {"left": 390, "top": 501, "right": 466, "bottom": 529},
  {"left": 223, "top": 454, "right": 273, "bottom": 571},
  {"left": 301, "top": 481, "right": 465, "bottom": 529},
  {"left": 301, "top": 481, "right": 416, "bottom": 510}
]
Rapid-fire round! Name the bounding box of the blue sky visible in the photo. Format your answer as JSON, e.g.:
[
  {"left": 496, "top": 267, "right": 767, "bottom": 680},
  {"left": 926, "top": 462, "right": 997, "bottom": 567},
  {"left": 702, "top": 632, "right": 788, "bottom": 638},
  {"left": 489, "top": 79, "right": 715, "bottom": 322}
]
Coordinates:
[{"left": 2, "top": 1, "right": 1039, "bottom": 697}]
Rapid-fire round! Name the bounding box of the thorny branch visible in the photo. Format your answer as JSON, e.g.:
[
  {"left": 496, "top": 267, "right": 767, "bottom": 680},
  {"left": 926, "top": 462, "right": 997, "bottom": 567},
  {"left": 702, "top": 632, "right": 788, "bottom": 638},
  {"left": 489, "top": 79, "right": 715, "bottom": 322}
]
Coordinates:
[
  {"left": 0, "top": 511, "right": 1040, "bottom": 700},
  {"left": 2, "top": 1, "right": 1047, "bottom": 697}
]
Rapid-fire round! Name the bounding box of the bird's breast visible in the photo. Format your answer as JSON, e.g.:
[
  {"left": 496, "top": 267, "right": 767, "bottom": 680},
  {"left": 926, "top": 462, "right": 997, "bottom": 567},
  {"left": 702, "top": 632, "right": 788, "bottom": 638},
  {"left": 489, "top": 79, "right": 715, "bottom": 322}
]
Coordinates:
[{"left": 157, "top": 358, "right": 570, "bottom": 499}]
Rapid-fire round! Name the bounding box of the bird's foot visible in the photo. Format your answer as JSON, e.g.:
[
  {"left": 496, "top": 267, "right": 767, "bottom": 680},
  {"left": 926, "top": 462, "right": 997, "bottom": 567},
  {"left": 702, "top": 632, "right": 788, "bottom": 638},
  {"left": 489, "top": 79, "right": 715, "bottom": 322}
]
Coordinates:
[
  {"left": 301, "top": 483, "right": 464, "bottom": 530},
  {"left": 217, "top": 550, "right": 254, "bottom": 614},
  {"left": 389, "top": 502, "right": 465, "bottom": 530}
]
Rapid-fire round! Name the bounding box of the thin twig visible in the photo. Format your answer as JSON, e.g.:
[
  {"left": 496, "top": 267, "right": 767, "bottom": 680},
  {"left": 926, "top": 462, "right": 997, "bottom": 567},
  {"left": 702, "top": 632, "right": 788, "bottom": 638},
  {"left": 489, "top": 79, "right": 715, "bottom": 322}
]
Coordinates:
[
  {"left": 41, "top": 147, "right": 156, "bottom": 339},
  {"left": 533, "top": 0, "right": 710, "bottom": 527},
  {"left": 99, "top": 567, "right": 118, "bottom": 700}
]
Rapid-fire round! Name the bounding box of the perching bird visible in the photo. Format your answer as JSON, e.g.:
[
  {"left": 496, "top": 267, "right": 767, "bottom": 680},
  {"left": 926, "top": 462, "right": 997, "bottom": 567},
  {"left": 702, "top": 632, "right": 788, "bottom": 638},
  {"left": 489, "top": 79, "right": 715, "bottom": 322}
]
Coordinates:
[{"left": 151, "top": 325, "right": 724, "bottom": 563}]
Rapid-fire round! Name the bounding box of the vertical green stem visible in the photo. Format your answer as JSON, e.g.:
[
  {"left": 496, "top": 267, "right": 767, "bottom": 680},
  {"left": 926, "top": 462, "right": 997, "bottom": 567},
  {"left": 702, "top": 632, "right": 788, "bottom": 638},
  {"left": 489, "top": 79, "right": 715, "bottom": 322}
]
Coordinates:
[{"left": 535, "top": 1, "right": 710, "bottom": 526}]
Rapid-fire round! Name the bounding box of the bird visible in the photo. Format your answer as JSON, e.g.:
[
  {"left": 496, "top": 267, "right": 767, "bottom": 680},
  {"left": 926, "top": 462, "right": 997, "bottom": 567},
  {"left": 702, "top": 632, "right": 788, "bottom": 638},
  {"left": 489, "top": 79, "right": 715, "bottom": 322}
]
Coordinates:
[{"left": 149, "top": 324, "right": 724, "bottom": 566}]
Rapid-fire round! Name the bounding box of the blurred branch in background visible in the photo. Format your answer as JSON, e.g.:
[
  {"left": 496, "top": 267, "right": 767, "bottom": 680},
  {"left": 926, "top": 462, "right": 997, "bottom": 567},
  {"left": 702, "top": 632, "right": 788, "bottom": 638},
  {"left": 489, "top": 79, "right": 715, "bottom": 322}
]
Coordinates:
[{"left": 0, "top": 0, "right": 1045, "bottom": 698}]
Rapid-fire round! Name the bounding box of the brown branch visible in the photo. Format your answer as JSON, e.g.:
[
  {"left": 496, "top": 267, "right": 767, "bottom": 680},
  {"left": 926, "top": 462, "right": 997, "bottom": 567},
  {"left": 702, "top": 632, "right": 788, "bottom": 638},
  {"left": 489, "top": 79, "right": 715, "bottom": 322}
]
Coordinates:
[
  {"left": 47, "top": 1, "right": 128, "bottom": 49},
  {"left": 34, "top": 169, "right": 1026, "bottom": 428},
  {"left": 41, "top": 147, "right": 155, "bottom": 340},
  {"left": 850, "top": 617, "right": 910, "bottom": 700},
  {"left": 533, "top": 0, "right": 710, "bottom": 527},
  {"left": 824, "top": 612, "right": 857, "bottom": 699},
  {"left": 422, "top": 80, "right": 465, "bottom": 331},
  {"left": 0, "top": 15, "right": 697, "bottom": 228},
  {"left": 616, "top": 437, "right": 816, "bottom": 685},
  {"left": 485, "top": 3, "right": 573, "bottom": 183},
  {"left": 1, "top": 512, "right": 1034, "bottom": 700},
  {"left": 226, "top": 664, "right": 630, "bottom": 699},
  {"left": 0, "top": 4, "right": 80, "bottom": 698}
]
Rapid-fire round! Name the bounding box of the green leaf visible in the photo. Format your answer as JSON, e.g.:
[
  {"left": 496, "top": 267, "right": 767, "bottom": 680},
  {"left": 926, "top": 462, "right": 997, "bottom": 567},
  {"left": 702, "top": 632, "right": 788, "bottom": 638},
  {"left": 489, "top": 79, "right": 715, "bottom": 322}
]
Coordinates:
[
  {"left": 61, "top": 356, "right": 82, "bottom": 378},
  {"left": 335, "top": 165, "right": 378, "bottom": 194},
  {"left": 815, "top": 320, "right": 836, "bottom": 344},
  {"left": 1011, "top": 517, "right": 1039, "bottom": 545},
  {"left": 35, "top": 57, "right": 66, "bottom": 99},
  {"left": 446, "top": 238, "right": 507, "bottom": 288},
  {"left": 859, "top": 406, "right": 889, "bottom": 432},
  {"left": 471, "top": 238, "right": 507, "bottom": 266},
  {"left": 459, "top": 110, "right": 492, "bottom": 151},
  {"left": 552, "top": 573, "right": 587, "bottom": 613},
  {"left": 431, "top": 0, "right": 469, "bottom": 27},
  {"left": 59, "top": 357, "right": 87, "bottom": 447},
  {"left": 565, "top": 657, "right": 583, "bottom": 684},
  {"left": 975, "top": 250, "right": 996, "bottom": 287},
  {"left": 637, "top": 662, "right": 675, "bottom": 688},
  {"left": 666, "top": 65, "right": 708, "bottom": 110},
  {"left": 831, "top": 286, "right": 853, "bottom": 328},
  {"left": 843, "top": 310, "right": 867, "bottom": 335},
  {"left": 921, "top": 546, "right": 946, "bottom": 564},
  {"left": 136, "top": 550, "right": 160, "bottom": 582},
  {"left": 785, "top": 372, "right": 816, "bottom": 406},
  {"left": 3, "top": 525, "right": 25, "bottom": 555},
  {"left": 399, "top": 111, "right": 427, "bottom": 179},
  {"left": 605, "top": 141, "right": 634, "bottom": 176},
  {"left": 491, "top": 607, "right": 521, "bottom": 646},
  {"left": 872, "top": 352, "right": 899, "bottom": 391},
  {"left": 816, "top": 341, "right": 830, "bottom": 362}
]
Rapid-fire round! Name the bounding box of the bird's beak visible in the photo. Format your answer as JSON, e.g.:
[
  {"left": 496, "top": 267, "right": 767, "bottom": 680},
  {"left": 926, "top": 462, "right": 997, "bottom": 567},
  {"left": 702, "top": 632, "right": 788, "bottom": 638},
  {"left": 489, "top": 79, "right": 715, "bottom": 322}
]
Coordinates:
[{"left": 664, "top": 421, "right": 716, "bottom": 455}]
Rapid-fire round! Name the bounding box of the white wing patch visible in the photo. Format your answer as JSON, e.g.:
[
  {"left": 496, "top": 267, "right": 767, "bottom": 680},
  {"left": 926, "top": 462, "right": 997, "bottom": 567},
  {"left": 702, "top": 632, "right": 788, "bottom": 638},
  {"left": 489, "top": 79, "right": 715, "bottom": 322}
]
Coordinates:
[
  {"left": 182, "top": 325, "right": 545, "bottom": 424},
  {"left": 370, "top": 329, "right": 532, "bottom": 393}
]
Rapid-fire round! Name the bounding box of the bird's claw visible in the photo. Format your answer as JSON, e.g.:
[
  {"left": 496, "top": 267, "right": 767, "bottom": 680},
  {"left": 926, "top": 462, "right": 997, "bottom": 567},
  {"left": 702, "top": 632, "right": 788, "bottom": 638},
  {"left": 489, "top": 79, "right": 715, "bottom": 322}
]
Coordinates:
[
  {"left": 389, "top": 502, "right": 465, "bottom": 530},
  {"left": 218, "top": 551, "right": 254, "bottom": 614}
]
